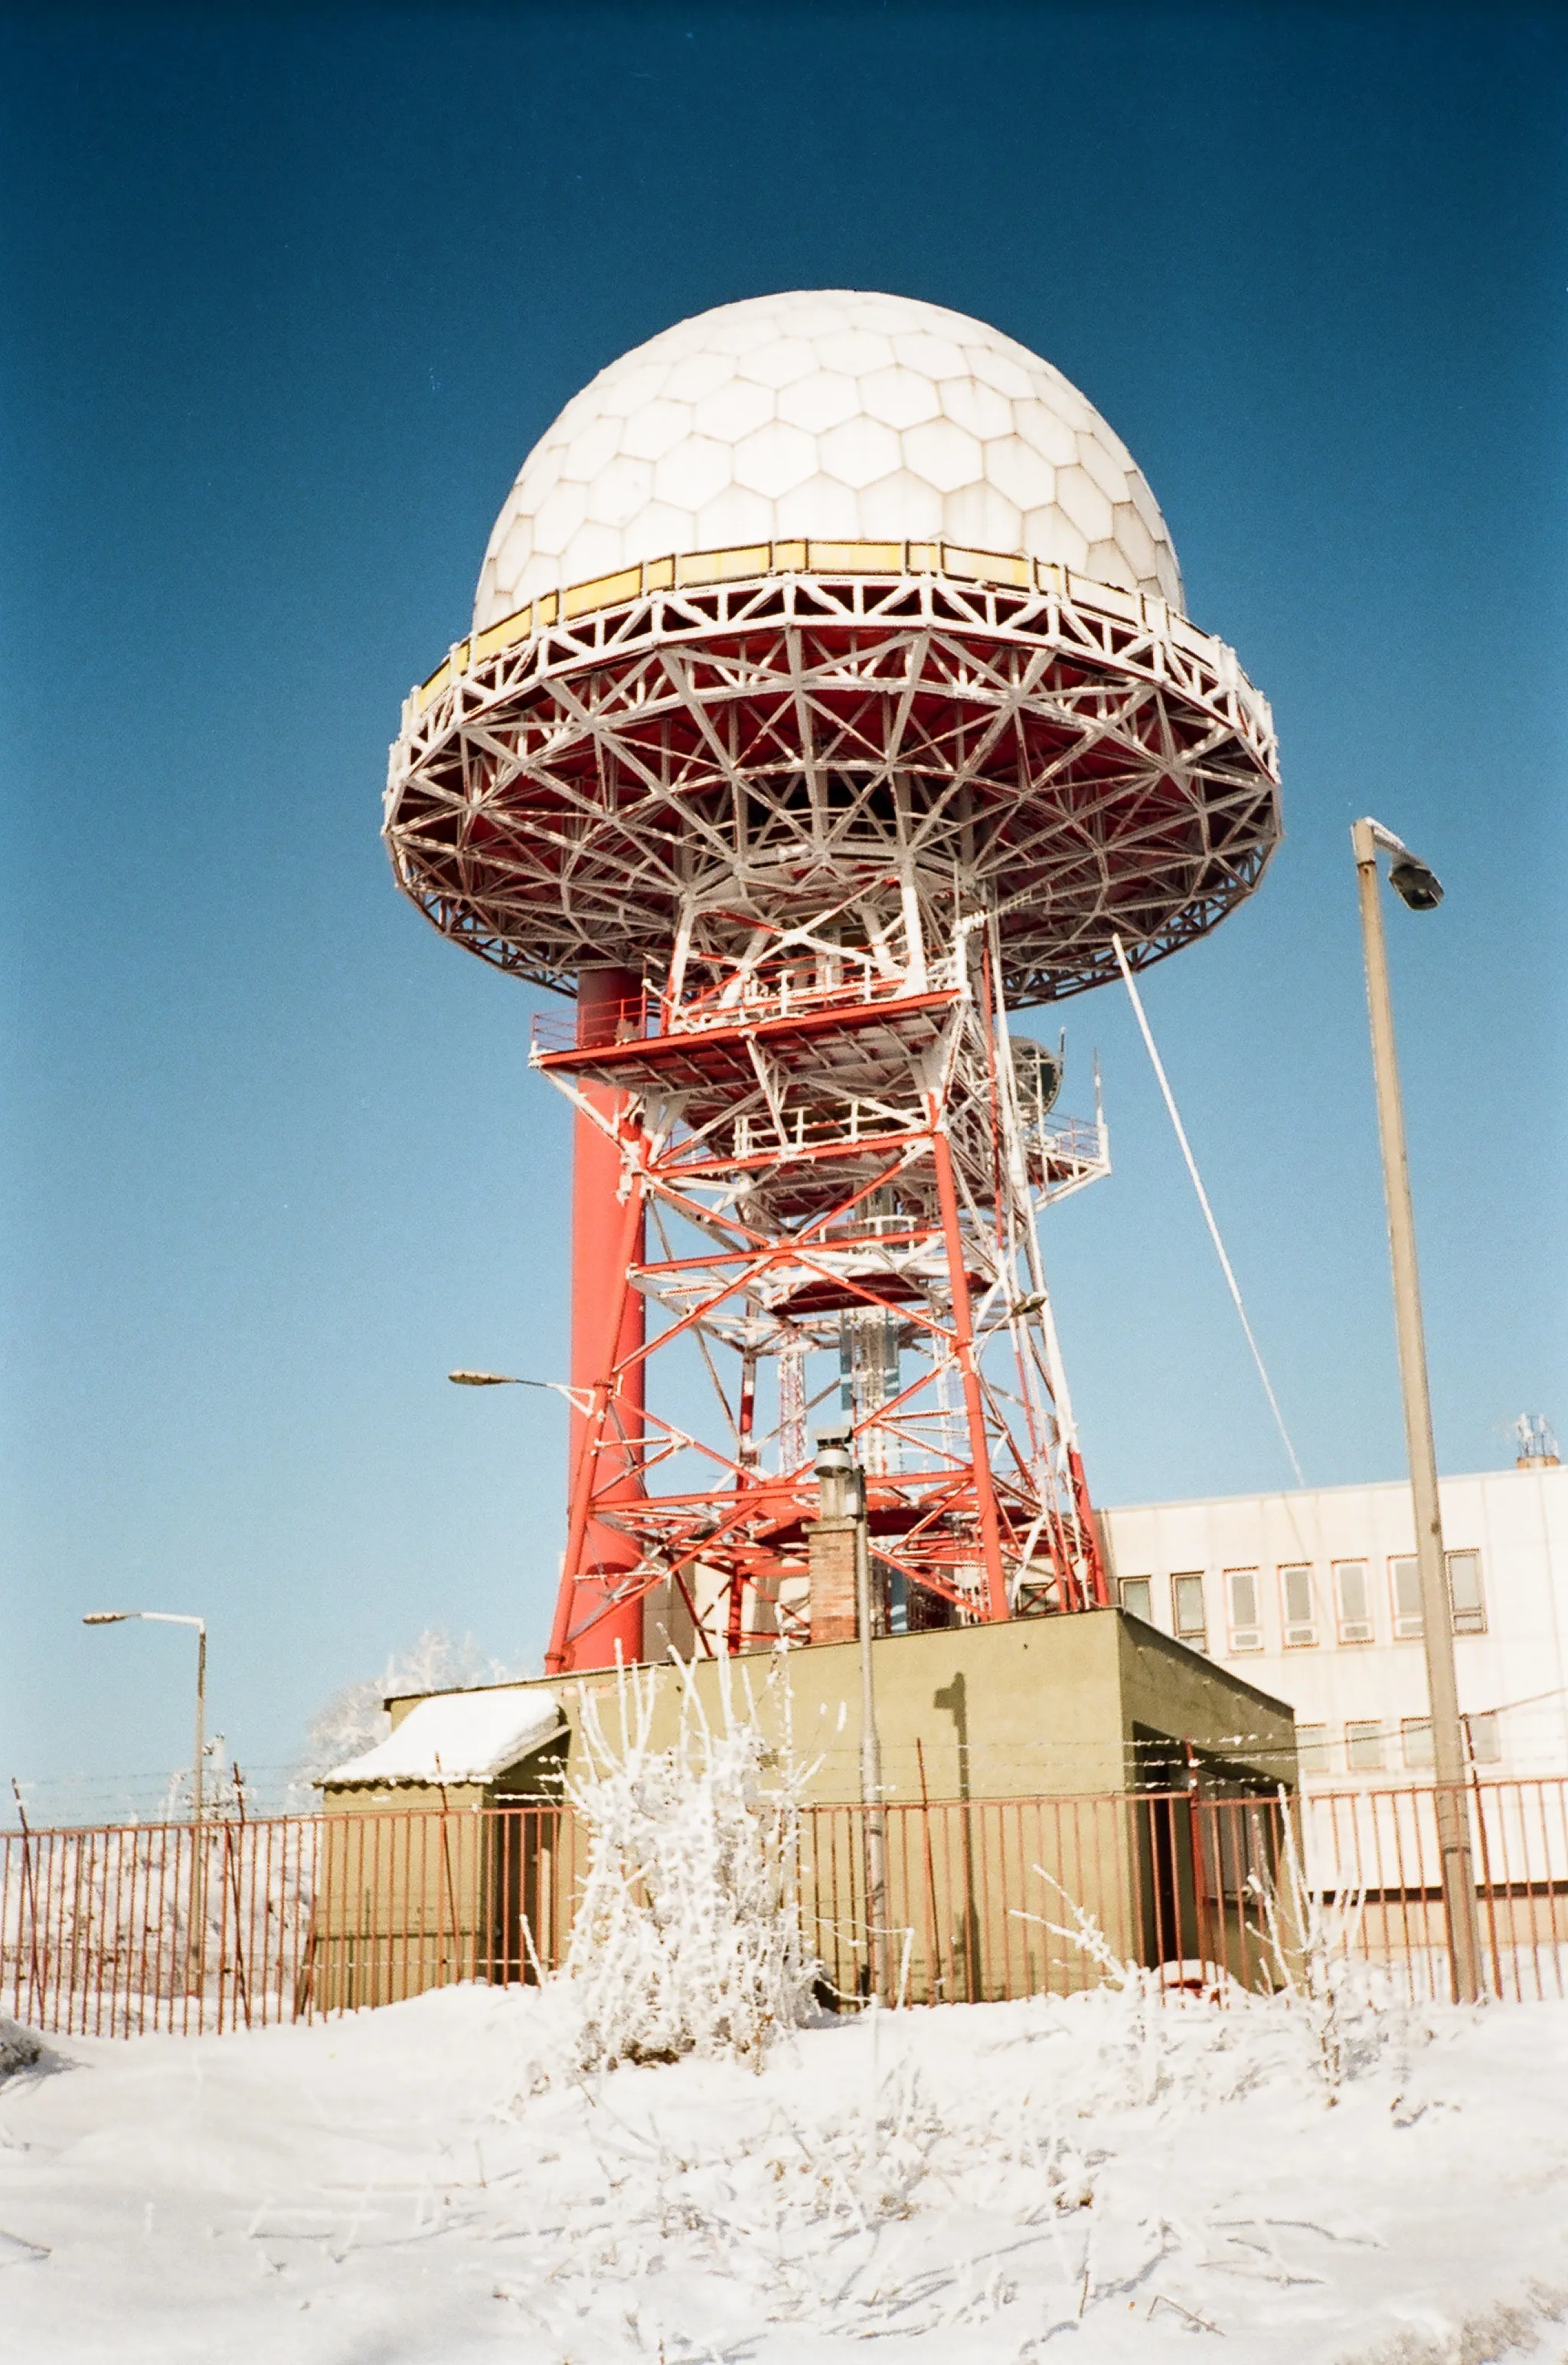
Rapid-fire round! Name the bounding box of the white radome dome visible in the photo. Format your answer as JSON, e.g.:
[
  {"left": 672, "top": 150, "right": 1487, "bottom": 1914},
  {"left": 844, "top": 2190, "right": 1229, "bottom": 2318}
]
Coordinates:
[{"left": 475, "top": 290, "right": 1184, "bottom": 631}]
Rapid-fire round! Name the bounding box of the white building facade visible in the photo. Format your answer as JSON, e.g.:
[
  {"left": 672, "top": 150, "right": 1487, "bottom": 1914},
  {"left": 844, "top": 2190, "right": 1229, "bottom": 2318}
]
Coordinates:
[{"left": 1101, "top": 1466, "right": 1568, "bottom": 1791}]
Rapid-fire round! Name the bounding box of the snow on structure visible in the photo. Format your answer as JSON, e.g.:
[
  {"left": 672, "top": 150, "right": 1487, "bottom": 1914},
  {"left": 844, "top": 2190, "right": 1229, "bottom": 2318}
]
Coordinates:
[
  {"left": 319, "top": 1686, "right": 563, "bottom": 1789},
  {"left": 474, "top": 289, "right": 1184, "bottom": 623}
]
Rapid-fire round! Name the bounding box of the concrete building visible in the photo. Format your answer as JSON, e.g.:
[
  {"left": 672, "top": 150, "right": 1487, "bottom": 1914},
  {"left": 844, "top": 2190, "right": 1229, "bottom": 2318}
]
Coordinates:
[
  {"left": 1101, "top": 1465, "right": 1568, "bottom": 1791},
  {"left": 376, "top": 1612, "right": 1295, "bottom": 1811},
  {"left": 315, "top": 1618, "right": 1298, "bottom": 2005}
]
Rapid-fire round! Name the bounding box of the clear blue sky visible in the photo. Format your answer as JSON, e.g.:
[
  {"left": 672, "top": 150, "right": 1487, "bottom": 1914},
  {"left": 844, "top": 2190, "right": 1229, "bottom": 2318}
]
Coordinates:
[{"left": 2, "top": 2, "right": 1563, "bottom": 1814}]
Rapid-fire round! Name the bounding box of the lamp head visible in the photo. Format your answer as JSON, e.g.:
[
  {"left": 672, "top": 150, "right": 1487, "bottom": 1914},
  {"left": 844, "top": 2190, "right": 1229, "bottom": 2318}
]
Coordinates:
[
  {"left": 449, "top": 1369, "right": 515, "bottom": 1386},
  {"left": 82, "top": 1611, "right": 130, "bottom": 1625},
  {"left": 813, "top": 1421, "right": 852, "bottom": 1473},
  {"left": 813, "top": 1422, "right": 861, "bottom": 1520},
  {"left": 1387, "top": 854, "right": 1443, "bottom": 911}
]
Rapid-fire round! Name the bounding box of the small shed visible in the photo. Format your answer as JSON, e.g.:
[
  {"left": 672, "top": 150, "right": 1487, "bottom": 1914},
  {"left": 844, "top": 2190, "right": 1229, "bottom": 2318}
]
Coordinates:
[
  {"left": 318, "top": 1684, "right": 567, "bottom": 1811},
  {"left": 309, "top": 1686, "right": 567, "bottom": 2013}
]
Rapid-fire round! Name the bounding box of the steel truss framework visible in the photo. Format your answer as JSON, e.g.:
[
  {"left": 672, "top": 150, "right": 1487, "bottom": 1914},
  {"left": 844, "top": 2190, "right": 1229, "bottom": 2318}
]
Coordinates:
[
  {"left": 384, "top": 556, "right": 1281, "bottom": 1668},
  {"left": 533, "top": 923, "right": 1114, "bottom": 1667},
  {"left": 384, "top": 557, "right": 1280, "bottom": 1009}
]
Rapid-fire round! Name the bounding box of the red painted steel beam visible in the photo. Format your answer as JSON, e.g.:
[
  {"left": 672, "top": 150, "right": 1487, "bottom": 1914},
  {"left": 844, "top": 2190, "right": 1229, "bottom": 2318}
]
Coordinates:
[{"left": 550, "top": 969, "right": 646, "bottom": 1671}]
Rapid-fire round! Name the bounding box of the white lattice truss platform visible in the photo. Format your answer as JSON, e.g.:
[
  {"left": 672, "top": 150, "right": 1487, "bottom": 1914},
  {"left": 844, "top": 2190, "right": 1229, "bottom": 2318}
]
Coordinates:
[{"left": 384, "top": 552, "right": 1280, "bottom": 1009}]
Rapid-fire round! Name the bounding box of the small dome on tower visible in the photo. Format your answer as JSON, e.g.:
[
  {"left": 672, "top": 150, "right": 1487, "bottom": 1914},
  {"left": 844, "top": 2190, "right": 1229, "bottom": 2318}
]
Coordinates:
[{"left": 475, "top": 290, "right": 1183, "bottom": 631}]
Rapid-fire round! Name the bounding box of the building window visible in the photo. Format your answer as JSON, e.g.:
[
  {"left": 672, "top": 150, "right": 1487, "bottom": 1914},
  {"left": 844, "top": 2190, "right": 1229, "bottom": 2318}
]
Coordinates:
[
  {"left": 1296, "top": 1722, "right": 1331, "bottom": 1775},
  {"left": 1280, "top": 1564, "right": 1317, "bottom": 1647},
  {"left": 1389, "top": 1551, "right": 1486, "bottom": 1638},
  {"left": 1390, "top": 1555, "right": 1423, "bottom": 1640},
  {"left": 1448, "top": 1549, "right": 1487, "bottom": 1635},
  {"left": 1465, "top": 1711, "right": 1501, "bottom": 1765},
  {"left": 1346, "top": 1719, "right": 1385, "bottom": 1771},
  {"left": 1334, "top": 1560, "right": 1374, "bottom": 1644},
  {"left": 1227, "top": 1568, "right": 1263, "bottom": 1651},
  {"left": 1171, "top": 1573, "right": 1208, "bottom": 1653},
  {"left": 1401, "top": 1716, "right": 1434, "bottom": 1770},
  {"left": 1119, "top": 1575, "right": 1153, "bottom": 1624}
]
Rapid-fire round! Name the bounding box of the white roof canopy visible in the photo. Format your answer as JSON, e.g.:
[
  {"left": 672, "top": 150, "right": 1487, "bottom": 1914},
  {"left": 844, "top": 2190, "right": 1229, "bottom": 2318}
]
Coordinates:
[{"left": 320, "top": 1686, "right": 564, "bottom": 1790}]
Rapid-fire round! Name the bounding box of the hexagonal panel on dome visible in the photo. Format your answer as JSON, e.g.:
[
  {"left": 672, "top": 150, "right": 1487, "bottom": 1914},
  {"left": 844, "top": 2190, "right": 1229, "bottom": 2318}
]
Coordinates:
[
  {"left": 942, "top": 482, "right": 1024, "bottom": 551},
  {"left": 818, "top": 415, "right": 901, "bottom": 490},
  {"left": 692, "top": 378, "right": 774, "bottom": 444},
  {"left": 653, "top": 437, "right": 732, "bottom": 512},
  {"left": 774, "top": 473, "right": 859, "bottom": 538},
  {"left": 583, "top": 454, "right": 653, "bottom": 529},
  {"left": 737, "top": 338, "right": 816, "bottom": 391},
  {"left": 619, "top": 400, "right": 692, "bottom": 464},
  {"left": 858, "top": 468, "right": 945, "bottom": 539},
  {"left": 860, "top": 365, "right": 943, "bottom": 432},
  {"left": 777, "top": 371, "right": 861, "bottom": 435},
  {"left": 1055, "top": 464, "right": 1116, "bottom": 547},
  {"left": 471, "top": 290, "right": 1186, "bottom": 626},
  {"left": 733, "top": 419, "right": 817, "bottom": 500},
  {"left": 937, "top": 377, "right": 1013, "bottom": 440}
]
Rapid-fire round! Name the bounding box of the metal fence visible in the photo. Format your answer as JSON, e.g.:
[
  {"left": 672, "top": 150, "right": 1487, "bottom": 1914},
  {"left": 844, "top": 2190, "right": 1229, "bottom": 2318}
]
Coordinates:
[{"left": 5, "top": 1777, "right": 1568, "bottom": 2039}]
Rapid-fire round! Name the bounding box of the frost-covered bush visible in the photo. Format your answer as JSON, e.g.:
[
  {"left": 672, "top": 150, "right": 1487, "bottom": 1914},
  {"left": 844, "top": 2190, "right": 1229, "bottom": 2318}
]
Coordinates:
[
  {"left": 1248, "top": 1797, "right": 1432, "bottom": 2102},
  {"left": 533, "top": 1654, "right": 818, "bottom": 2076},
  {"left": 1016, "top": 1843, "right": 1426, "bottom": 2120},
  {"left": 0, "top": 2017, "right": 47, "bottom": 2080}
]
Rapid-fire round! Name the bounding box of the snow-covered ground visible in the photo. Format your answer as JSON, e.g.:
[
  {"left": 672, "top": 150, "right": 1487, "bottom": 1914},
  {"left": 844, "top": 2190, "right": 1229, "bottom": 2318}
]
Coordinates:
[{"left": 2, "top": 1981, "right": 1566, "bottom": 2364}]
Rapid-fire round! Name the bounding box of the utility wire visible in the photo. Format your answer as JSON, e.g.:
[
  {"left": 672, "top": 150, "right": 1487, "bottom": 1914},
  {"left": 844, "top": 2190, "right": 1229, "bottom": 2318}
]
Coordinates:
[{"left": 1112, "top": 935, "right": 1306, "bottom": 1488}]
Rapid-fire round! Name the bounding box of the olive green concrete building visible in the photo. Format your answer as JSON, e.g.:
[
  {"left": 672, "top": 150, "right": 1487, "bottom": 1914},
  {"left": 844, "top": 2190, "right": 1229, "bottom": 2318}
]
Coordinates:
[{"left": 314, "top": 1613, "right": 1296, "bottom": 2008}]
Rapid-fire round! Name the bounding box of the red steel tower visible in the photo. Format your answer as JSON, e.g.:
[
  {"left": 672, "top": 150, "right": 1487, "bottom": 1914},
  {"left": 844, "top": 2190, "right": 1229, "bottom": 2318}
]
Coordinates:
[{"left": 384, "top": 293, "right": 1279, "bottom": 1672}]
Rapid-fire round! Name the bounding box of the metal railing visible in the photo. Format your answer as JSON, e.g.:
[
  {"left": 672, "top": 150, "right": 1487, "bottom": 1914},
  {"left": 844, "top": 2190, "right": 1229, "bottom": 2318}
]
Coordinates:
[
  {"left": 7, "top": 1778, "right": 1568, "bottom": 2038},
  {"left": 529, "top": 958, "right": 962, "bottom": 1061}
]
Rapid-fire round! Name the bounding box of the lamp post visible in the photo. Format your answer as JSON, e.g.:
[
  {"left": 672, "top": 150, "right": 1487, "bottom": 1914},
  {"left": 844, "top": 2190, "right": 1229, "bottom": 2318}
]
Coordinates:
[
  {"left": 815, "top": 1424, "right": 889, "bottom": 2005},
  {"left": 83, "top": 1608, "right": 209, "bottom": 1997},
  {"left": 1351, "top": 816, "right": 1483, "bottom": 2004},
  {"left": 83, "top": 1610, "right": 207, "bottom": 1828}
]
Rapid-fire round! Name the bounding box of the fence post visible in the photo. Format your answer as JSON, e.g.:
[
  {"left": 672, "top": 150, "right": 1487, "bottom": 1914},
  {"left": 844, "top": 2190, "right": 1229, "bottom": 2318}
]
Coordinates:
[{"left": 8, "top": 1786, "right": 43, "bottom": 2022}]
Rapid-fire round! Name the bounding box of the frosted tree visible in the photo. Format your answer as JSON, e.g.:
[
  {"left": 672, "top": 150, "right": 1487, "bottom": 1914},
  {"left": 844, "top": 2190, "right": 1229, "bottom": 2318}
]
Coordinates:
[
  {"left": 535, "top": 1654, "right": 818, "bottom": 2076},
  {"left": 292, "top": 1629, "right": 523, "bottom": 1795}
]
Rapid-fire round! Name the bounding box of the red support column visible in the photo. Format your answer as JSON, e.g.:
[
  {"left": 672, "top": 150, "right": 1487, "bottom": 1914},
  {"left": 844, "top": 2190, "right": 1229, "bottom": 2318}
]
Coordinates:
[{"left": 557, "top": 967, "right": 645, "bottom": 1670}]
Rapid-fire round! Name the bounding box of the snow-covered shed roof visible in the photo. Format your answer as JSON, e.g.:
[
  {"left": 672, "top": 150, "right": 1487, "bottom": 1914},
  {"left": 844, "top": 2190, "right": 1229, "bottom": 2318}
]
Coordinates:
[{"left": 320, "top": 1686, "right": 564, "bottom": 1791}]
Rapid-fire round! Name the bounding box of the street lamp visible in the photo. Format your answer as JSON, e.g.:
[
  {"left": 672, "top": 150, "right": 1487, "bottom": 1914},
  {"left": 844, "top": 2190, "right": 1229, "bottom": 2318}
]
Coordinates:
[
  {"left": 1351, "top": 816, "right": 1483, "bottom": 2003},
  {"left": 83, "top": 1610, "right": 207, "bottom": 1828}
]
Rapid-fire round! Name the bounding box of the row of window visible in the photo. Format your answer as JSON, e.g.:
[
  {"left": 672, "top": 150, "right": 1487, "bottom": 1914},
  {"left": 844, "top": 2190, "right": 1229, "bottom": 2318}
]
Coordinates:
[
  {"left": 1118, "top": 1552, "right": 1487, "bottom": 1655},
  {"left": 1296, "top": 1712, "right": 1501, "bottom": 1776}
]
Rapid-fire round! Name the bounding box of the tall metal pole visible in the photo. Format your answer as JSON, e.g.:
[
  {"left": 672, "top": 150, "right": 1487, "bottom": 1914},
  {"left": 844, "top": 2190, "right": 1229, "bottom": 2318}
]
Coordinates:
[
  {"left": 83, "top": 1608, "right": 210, "bottom": 1996},
  {"left": 192, "top": 1620, "right": 207, "bottom": 1834},
  {"left": 853, "top": 1479, "right": 890, "bottom": 2006},
  {"left": 1351, "top": 817, "right": 1482, "bottom": 2003},
  {"left": 814, "top": 1428, "right": 889, "bottom": 2005},
  {"left": 190, "top": 1618, "right": 207, "bottom": 2000},
  {"left": 83, "top": 1608, "right": 207, "bottom": 1824}
]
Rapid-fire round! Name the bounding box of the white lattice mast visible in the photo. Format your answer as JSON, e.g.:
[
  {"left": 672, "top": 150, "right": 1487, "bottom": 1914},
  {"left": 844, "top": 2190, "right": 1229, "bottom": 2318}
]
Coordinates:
[{"left": 384, "top": 291, "right": 1281, "bottom": 1670}]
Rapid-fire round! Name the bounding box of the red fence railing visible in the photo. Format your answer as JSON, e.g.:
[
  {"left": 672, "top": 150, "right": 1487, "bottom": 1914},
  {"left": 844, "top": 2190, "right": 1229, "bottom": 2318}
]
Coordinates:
[{"left": 6, "top": 1778, "right": 1568, "bottom": 2038}]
